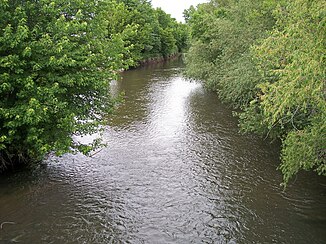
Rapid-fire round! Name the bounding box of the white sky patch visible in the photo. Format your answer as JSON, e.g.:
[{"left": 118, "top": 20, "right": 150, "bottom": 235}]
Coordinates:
[{"left": 151, "top": 0, "right": 209, "bottom": 22}]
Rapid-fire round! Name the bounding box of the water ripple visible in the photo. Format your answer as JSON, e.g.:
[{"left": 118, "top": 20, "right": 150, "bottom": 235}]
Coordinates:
[{"left": 1, "top": 59, "right": 326, "bottom": 243}]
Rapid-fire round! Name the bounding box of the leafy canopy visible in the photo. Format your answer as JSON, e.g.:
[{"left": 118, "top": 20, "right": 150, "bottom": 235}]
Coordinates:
[
  {"left": 184, "top": 0, "right": 325, "bottom": 185},
  {"left": 0, "top": 0, "right": 127, "bottom": 170},
  {"left": 0, "top": 0, "right": 190, "bottom": 171}
]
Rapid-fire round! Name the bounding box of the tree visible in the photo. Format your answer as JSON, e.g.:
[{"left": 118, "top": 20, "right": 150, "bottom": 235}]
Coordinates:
[
  {"left": 0, "top": 0, "right": 126, "bottom": 171},
  {"left": 184, "top": 0, "right": 325, "bottom": 185},
  {"left": 185, "top": 0, "right": 277, "bottom": 107},
  {"left": 107, "top": 1, "right": 188, "bottom": 64},
  {"left": 240, "top": 0, "right": 326, "bottom": 185}
]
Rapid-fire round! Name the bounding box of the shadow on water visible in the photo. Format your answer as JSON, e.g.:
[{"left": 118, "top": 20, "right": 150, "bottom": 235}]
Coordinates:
[{"left": 1, "top": 58, "right": 326, "bottom": 243}]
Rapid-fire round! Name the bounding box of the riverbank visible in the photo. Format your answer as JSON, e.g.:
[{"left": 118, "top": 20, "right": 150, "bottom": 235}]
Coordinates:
[{"left": 136, "top": 53, "right": 182, "bottom": 67}]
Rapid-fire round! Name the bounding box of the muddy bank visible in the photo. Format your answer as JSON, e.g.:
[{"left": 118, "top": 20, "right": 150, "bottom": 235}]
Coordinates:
[{"left": 137, "top": 53, "right": 182, "bottom": 67}]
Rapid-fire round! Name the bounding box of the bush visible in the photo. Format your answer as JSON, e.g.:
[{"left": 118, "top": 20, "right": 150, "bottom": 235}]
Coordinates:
[{"left": 0, "top": 0, "right": 126, "bottom": 170}]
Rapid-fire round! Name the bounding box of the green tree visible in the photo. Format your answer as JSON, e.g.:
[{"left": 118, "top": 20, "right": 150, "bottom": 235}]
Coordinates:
[
  {"left": 185, "top": 0, "right": 325, "bottom": 185},
  {"left": 173, "top": 23, "right": 189, "bottom": 53},
  {"left": 155, "top": 8, "right": 178, "bottom": 57},
  {"left": 108, "top": 1, "right": 188, "bottom": 64},
  {"left": 240, "top": 0, "right": 326, "bottom": 184},
  {"left": 0, "top": 0, "right": 126, "bottom": 171},
  {"left": 185, "top": 0, "right": 276, "bottom": 107}
]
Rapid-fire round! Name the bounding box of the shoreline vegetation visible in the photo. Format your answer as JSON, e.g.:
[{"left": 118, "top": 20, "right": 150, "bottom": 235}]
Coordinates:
[
  {"left": 0, "top": 0, "right": 188, "bottom": 173},
  {"left": 137, "top": 53, "right": 181, "bottom": 67},
  {"left": 183, "top": 0, "right": 325, "bottom": 186},
  {"left": 1, "top": 0, "right": 325, "bottom": 186}
]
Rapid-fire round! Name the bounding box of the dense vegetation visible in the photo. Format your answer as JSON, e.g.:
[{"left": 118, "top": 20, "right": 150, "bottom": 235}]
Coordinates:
[
  {"left": 2, "top": 0, "right": 324, "bottom": 186},
  {"left": 184, "top": 0, "right": 325, "bottom": 185},
  {"left": 0, "top": 0, "right": 188, "bottom": 171},
  {"left": 108, "top": 0, "right": 188, "bottom": 65}
]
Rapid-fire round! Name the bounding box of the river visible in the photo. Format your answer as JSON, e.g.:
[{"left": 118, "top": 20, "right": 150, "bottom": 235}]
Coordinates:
[{"left": 1, "top": 58, "right": 326, "bottom": 243}]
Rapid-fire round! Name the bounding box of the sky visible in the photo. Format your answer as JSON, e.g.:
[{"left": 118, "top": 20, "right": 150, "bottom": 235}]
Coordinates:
[{"left": 151, "top": 0, "right": 209, "bottom": 23}]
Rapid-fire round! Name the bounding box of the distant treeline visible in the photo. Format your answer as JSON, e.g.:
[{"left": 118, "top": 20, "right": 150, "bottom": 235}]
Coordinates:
[
  {"left": 184, "top": 0, "right": 325, "bottom": 185},
  {"left": 108, "top": 0, "right": 189, "bottom": 66},
  {"left": 0, "top": 0, "right": 188, "bottom": 171}
]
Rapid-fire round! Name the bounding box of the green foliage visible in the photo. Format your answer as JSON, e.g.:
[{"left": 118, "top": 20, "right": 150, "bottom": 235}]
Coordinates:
[
  {"left": 242, "top": 0, "right": 326, "bottom": 184},
  {"left": 109, "top": 1, "right": 188, "bottom": 64},
  {"left": 0, "top": 0, "right": 127, "bottom": 170},
  {"left": 0, "top": 0, "right": 189, "bottom": 171},
  {"left": 281, "top": 116, "right": 326, "bottom": 184},
  {"left": 185, "top": 0, "right": 326, "bottom": 185},
  {"left": 185, "top": 0, "right": 277, "bottom": 107}
]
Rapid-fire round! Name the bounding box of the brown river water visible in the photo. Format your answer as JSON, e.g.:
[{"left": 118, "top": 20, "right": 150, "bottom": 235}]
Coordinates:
[{"left": 1, "top": 58, "right": 326, "bottom": 243}]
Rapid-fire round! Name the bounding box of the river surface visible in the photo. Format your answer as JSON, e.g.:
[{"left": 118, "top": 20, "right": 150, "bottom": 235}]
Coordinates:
[{"left": 1, "top": 59, "right": 326, "bottom": 243}]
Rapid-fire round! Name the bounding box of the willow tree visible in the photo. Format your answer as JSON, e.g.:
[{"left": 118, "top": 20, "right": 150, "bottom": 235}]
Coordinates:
[
  {"left": 0, "top": 0, "right": 126, "bottom": 171},
  {"left": 240, "top": 0, "right": 326, "bottom": 184},
  {"left": 184, "top": 0, "right": 277, "bottom": 107},
  {"left": 185, "top": 0, "right": 325, "bottom": 185}
]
